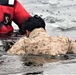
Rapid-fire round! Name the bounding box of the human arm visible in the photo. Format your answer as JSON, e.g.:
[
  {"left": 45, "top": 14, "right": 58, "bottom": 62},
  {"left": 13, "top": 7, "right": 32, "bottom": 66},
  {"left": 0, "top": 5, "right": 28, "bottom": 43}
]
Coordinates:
[
  {"left": 7, "top": 36, "right": 28, "bottom": 55},
  {"left": 13, "top": 0, "right": 31, "bottom": 29}
]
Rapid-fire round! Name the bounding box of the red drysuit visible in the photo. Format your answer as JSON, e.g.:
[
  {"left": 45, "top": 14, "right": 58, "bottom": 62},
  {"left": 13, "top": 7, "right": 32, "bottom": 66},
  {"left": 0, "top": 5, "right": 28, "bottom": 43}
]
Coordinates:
[{"left": 0, "top": 0, "right": 31, "bottom": 36}]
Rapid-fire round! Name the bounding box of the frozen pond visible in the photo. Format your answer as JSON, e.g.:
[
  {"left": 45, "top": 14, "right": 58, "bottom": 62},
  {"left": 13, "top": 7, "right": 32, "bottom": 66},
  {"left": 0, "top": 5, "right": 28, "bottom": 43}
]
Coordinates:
[
  {"left": 1, "top": 0, "right": 76, "bottom": 74},
  {"left": 0, "top": 53, "right": 76, "bottom": 75},
  {"left": 17, "top": 0, "right": 76, "bottom": 39}
]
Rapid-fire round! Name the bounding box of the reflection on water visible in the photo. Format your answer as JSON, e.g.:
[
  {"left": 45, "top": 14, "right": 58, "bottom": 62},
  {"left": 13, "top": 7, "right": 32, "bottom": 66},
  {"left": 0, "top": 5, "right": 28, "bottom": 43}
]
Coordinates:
[
  {"left": 0, "top": 54, "right": 44, "bottom": 75},
  {"left": 0, "top": 53, "right": 76, "bottom": 75}
]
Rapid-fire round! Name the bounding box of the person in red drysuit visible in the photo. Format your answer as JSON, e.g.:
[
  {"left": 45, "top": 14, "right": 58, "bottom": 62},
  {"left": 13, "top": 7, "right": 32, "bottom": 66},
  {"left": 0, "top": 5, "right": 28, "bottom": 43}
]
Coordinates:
[{"left": 0, "top": 0, "right": 31, "bottom": 37}]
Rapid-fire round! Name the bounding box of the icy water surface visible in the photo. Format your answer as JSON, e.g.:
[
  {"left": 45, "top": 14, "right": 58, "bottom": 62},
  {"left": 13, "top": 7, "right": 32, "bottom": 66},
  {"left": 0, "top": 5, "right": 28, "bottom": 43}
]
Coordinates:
[
  {"left": 18, "top": 0, "right": 76, "bottom": 39},
  {"left": 1, "top": 52, "right": 76, "bottom": 75},
  {"left": 1, "top": 0, "right": 76, "bottom": 74}
]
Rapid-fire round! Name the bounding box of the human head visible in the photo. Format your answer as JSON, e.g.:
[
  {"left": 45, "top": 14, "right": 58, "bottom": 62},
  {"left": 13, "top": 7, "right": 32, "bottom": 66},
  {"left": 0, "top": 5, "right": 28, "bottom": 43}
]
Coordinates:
[{"left": 21, "top": 15, "right": 45, "bottom": 36}]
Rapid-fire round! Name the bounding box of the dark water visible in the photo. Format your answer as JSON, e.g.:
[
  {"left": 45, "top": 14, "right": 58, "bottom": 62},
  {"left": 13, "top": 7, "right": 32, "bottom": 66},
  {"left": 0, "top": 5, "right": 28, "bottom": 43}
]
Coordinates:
[
  {"left": 0, "top": 0, "right": 76, "bottom": 74},
  {"left": 0, "top": 53, "right": 43, "bottom": 75},
  {"left": 0, "top": 51, "right": 76, "bottom": 75}
]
